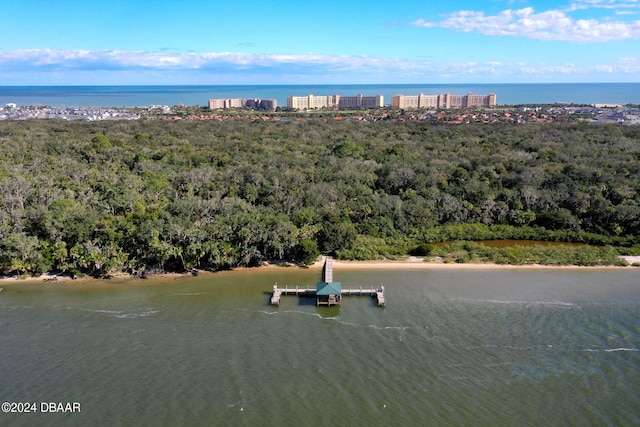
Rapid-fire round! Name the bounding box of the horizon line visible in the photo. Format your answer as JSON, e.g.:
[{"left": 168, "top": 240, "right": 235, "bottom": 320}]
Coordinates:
[{"left": 1, "top": 82, "right": 638, "bottom": 88}]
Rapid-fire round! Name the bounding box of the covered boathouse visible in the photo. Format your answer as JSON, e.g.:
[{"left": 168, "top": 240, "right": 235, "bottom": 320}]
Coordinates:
[{"left": 316, "top": 281, "right": 341, "bottom": 306}]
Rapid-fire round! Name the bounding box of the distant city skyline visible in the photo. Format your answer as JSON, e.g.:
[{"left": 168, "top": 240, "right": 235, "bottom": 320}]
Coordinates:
[{"left": 0, "top": 0, "right": 639, "bottom": 85}]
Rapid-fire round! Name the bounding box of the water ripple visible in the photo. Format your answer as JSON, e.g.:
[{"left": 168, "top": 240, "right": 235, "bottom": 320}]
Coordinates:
[
  {"left": 474, "top": 299, "right": 576, "bottom": 308},
  {"left": 68, "top": 307, "right": 160, "bottom": 318},
  {"left": 115, "top": 309, "right": 159, "bottom": 319},
  {"left": 257, "top": 308, "right": 413, "bottom": 330},
  {"left": 172, "top": 292, "right": 208, "bottom": 296}
]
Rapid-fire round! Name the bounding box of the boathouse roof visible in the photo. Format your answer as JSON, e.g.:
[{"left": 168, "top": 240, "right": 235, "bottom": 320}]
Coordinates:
[{"left": 316, "top": 282, "right": 342, "bottom": 295}]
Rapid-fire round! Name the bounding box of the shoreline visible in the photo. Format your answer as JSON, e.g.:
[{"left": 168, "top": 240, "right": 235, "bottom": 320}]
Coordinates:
[
  {"left": 2, "top": 256, "right": 637, "bottom": 285},
  {"left": 332, "top": 257, "right": 640, "bottom": 270}
]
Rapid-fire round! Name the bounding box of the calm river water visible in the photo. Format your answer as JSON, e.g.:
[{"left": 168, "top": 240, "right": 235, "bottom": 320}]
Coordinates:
[{"left": 1, "top": 267, "right": 639, "bottom": 426}]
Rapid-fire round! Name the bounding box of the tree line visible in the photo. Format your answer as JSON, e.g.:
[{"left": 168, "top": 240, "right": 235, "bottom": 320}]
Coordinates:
[{"left": 0, "top": 118, "right": 638, "bottom": 277}]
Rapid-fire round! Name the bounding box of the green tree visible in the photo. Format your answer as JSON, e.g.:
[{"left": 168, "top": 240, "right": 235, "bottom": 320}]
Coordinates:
[{"left": 292, "top": 239, "right": 320, "bottom": 265}]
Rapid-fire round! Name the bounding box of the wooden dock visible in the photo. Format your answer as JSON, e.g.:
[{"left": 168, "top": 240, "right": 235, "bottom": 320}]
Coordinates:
[
  {"left": 270, "top": 285, "right": 315, "bottom": 305},
  {"left": 270, "top": 256, "right": 385, "bottom": 308},
  {"left": 270, "top": 285, "right": 385, "bottom": 306},
  {"left": 323, "top": 257, "right": 333, "bottom": 283}
]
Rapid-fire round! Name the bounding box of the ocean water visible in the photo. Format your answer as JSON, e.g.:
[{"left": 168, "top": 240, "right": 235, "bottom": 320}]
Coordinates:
[
  {"left": 1, "top": 268, "right": 639, "bottom": 426},
  {"left": 0, "top": 83, "right": 638, "bottom": 108}
]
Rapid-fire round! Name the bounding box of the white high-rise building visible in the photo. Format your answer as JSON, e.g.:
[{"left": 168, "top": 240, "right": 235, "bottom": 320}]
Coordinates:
[
  {"left": 287, "top": 94, "right": 384, "bottom": 110},
  {"left": 391, "top": 93, "right": 497, "bottom": 109}
]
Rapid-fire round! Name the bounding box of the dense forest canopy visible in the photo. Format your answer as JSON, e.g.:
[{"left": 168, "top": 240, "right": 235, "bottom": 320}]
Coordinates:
[{"left": 0, "top": 118, "right": 639, "bottom": 276}]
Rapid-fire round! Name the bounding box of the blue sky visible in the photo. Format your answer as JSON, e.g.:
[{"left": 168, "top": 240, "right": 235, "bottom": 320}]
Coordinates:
[{"left": 0, "top": 0, "right": 639, "bottom": 84}]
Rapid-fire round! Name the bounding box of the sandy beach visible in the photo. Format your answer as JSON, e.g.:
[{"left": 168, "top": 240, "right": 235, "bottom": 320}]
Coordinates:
[
  {"left": 1, "top": 256, "right": 637, "bottom": 285},
  {"left": 263, "top": 256, "right": 639, "bottom": 271},
  {"left": 331, "top": 257, "right": 639, "bottom": 270}
]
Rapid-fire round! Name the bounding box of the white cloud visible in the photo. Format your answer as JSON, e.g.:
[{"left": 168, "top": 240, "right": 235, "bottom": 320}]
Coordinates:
[
  {"left": 514, "top": 57, "right": 640, "bottom": 76},
  {"left": 413, "top": 4, "right": 640, "bottom": 42},
  {"left": 0, "top": 49, "right": 352, "bottom": 72},
  {"left": 0, "top": 49, "right": 638, "bottom": 84},
  {"left": 568, "top": 0, "right": 640, "bottom": 12}
]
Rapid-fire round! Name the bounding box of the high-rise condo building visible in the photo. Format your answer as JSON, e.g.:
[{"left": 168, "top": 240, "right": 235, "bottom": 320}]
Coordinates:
[
  {"left": 208, "top": 98, "right": 277, "bottom": 111},
  {"left": 286, "top": 94, "right": 384, "bottom": 110},
  {"left": 391, "top": 93, "right": 497, "bottom": 109}
]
